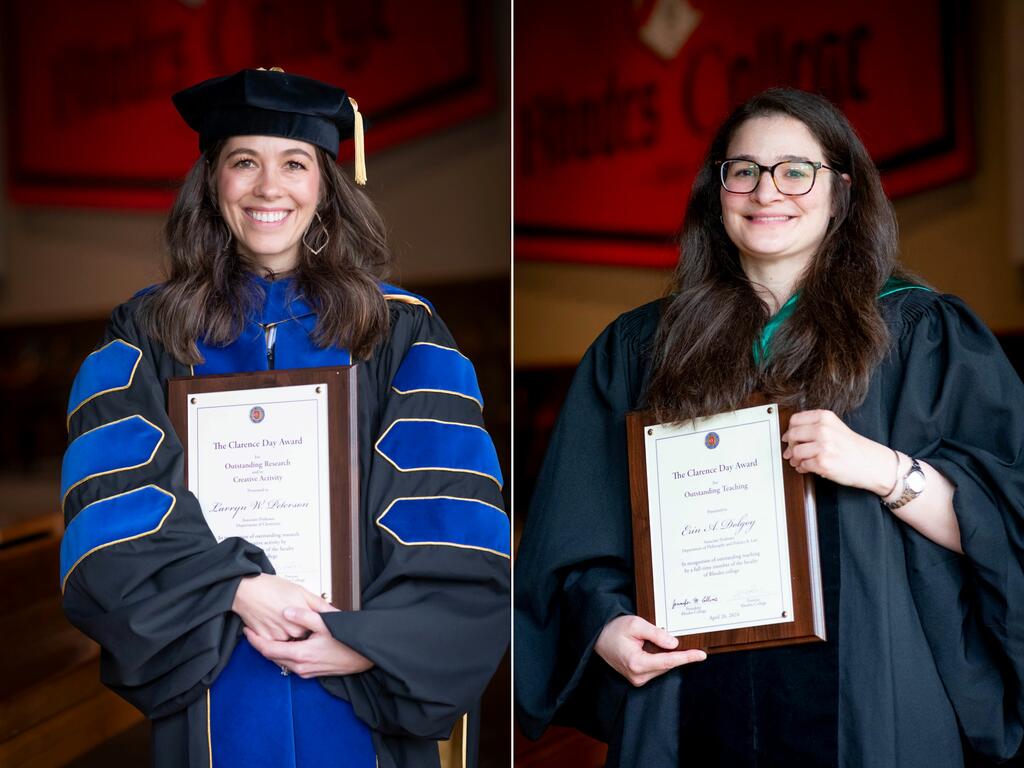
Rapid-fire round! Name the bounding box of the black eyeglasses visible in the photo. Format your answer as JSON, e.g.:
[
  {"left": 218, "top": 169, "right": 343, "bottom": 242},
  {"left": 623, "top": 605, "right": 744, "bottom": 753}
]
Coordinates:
[{"left": 717, "top": 159, "right": 837, "bottom": 196}]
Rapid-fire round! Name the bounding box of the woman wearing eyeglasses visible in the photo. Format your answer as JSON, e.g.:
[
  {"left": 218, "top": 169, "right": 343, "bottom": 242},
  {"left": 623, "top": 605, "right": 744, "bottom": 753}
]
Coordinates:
[{"left": 515, "top": 88, "right": 1024, "bottom": 767}]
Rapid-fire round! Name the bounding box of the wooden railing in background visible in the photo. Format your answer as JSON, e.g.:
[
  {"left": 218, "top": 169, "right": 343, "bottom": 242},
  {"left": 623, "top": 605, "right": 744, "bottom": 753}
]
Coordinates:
[{"left": 0, "top": 509, "right": 143, "bottom": 767}]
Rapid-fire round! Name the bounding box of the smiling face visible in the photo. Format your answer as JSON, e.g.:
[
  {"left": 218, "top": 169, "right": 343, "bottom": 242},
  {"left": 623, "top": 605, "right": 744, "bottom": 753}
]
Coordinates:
[
  {"left": 214, "top": 135, "right": 321, "bottom": 273},
  {"left": 719, "top": 115, "right": 837, "bottom": 280}
]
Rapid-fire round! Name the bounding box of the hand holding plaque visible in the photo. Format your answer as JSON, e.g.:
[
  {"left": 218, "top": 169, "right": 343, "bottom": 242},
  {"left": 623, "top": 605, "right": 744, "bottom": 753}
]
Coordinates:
[
  {"left": 594, "top": 614, "right": 709, "bottom": 686},
  {"left": 626, "top": 398, "right": 825, "bottom": 654}
]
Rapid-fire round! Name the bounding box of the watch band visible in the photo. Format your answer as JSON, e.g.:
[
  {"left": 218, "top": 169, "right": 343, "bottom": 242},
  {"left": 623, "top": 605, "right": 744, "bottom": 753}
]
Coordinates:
[{"left": 884, "top": 457, "right": 925, "bottom": 510}]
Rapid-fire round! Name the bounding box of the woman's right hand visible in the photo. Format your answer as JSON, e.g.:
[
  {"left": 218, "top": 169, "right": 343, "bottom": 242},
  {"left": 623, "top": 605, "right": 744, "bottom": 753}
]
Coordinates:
[
  {"left": 231, "top": 574, "right": 334, "bottom": 641},
  {"left": 594, "top": 615, "right": 707, "bottom": 687}
]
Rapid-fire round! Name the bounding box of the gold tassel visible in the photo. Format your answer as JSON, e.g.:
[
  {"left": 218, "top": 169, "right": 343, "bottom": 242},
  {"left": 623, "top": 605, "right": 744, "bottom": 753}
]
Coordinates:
[{"left": 348, "top": 97, "right": 367, "bottom": 186}]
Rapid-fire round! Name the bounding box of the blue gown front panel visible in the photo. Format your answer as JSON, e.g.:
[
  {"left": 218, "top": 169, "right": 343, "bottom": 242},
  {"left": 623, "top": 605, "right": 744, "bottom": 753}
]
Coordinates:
[{"left": 195, "top": 279, "right": 371, "bottom": 766}]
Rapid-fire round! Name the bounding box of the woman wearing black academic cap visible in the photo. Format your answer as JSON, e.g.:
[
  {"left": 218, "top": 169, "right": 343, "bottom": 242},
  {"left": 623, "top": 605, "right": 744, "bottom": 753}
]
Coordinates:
[
  {"left": 515, "top": 88, "right": 1024, "bottom": 766},
  {"left": 60, "top": 68, "right": 509, "bottom": 768}
]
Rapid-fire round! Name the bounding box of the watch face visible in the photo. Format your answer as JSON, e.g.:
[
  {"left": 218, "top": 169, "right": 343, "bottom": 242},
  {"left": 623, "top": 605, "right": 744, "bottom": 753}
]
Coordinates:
[{"left": 907, "top": 470, "right": 926, "bottom": 494}]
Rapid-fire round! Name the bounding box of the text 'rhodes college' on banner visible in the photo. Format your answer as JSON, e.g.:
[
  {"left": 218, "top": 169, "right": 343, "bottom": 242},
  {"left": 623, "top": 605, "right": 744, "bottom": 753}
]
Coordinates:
[{"left": 514, "top": 0, "right": 973, "bottom": 267}]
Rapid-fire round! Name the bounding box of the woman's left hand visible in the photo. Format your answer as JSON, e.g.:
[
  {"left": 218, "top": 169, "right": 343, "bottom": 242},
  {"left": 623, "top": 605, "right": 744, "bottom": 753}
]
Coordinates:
[
  {"left": 244, "top": 607, "right": 375, "bottom": 678},
  {"left": 782, "top": 409, "right": 895, "bottom": 495}
]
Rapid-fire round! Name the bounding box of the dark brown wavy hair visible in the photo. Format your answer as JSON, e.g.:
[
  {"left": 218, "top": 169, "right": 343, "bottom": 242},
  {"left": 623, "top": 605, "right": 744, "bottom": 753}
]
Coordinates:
[
  {"left": 646, "top": 88, "right": 916, "bottom": 422},
  {"left": 139, "top": 142, "right": 391, "bottom": 364}
]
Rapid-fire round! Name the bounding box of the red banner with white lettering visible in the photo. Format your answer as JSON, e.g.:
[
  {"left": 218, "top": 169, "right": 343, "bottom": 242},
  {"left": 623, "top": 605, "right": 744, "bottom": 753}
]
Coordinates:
[
  {"left": 3, "top": 0, "right": 495, "bottom": 209},
  {"left": 515, "top": 0, "right": 972, "bottom": 267}
]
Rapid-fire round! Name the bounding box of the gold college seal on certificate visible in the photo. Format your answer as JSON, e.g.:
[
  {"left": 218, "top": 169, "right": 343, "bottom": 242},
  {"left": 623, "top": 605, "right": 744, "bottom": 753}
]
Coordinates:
[
  {"left": 626, "top": 399, "right": 825, "bottom": 654},
  {"left": 168, "top": 367, "right": 360, "bottom": 609}
]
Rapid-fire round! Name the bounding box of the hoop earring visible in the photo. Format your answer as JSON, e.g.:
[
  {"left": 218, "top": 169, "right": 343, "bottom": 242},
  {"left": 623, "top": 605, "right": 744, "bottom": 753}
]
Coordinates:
[{"left": 303, "top": 211, "right": 330, "bottom": 256}]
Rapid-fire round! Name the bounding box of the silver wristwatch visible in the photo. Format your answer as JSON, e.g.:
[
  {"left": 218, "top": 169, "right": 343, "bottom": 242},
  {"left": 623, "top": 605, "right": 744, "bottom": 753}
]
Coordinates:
[{"left": 884, "top": 458, "right": 926, "bottom": 510}]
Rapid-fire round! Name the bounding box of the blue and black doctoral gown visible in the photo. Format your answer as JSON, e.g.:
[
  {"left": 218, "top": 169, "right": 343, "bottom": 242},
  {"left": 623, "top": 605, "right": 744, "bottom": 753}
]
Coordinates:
[
  {"left": 61, "top": 276, "right": 510, "bottom": 768},
  {"left": 515, "top": 286, "right": 1024, "bottom": 767}
]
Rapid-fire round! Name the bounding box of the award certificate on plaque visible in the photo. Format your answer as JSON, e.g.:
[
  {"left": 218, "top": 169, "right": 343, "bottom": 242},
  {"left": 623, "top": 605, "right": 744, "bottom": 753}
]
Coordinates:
[
  {"left": 627, "top": 400, "right": 824, "bottom": 654},
  {"left": 187, "top": 384, "right": 331, "bottom": 598},
  {"left": 168, "top": 367, "right": 359, "bottom": 609},
  {"left": 644, "top": 405, "right": 792, "bottom": 634}
]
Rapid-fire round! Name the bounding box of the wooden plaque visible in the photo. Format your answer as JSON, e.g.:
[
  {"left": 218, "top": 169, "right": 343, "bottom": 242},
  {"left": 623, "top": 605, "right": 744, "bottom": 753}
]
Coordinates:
[
  {"left": 168, "top": 367, "right": 360, "bottom": 611},
  {"left": 626, "top": 397, "right": 824, "bottom": 654}
]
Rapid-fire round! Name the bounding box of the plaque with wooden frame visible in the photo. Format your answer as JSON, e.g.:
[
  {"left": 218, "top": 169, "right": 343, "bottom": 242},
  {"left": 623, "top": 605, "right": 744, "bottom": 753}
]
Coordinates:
[
  {"left": 626, "top": 397, "right": 824, "bottom": 655},
  {"left": 168, "top": 366, "right": 360, "bottom": 611}
]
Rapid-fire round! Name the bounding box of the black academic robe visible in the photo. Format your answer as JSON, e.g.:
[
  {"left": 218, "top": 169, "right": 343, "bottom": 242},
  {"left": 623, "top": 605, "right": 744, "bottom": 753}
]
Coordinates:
[
  {"left": 61, "top": 277, "right": 510, "bottom": 768},
  {"left": 515, "top": 288, "right": 1024, "bottom": 767}
]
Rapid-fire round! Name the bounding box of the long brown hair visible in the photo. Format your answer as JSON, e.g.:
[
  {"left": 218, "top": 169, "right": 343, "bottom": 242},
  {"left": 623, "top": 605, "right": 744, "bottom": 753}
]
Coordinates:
[
  {"left": 139, "top": 142, "right": 391, "bottom": 364},
  {"left": 645, "top": 88, "right": 914, "bottom": 422}
]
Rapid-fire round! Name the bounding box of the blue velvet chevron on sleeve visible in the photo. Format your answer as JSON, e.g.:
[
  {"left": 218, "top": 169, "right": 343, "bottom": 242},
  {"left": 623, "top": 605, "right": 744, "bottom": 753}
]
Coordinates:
[
  {"left": 318, "top": 295, "right": 510, "bottom": 757},
  {"left": 60, "top": 300, "right": 269, "bottom": 725}
]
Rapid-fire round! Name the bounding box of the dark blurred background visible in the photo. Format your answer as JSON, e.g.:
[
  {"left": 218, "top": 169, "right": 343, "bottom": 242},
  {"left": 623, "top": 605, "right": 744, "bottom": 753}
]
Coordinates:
[{"left": 0, "top": 1, "right": 509, "bottom": 766}]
